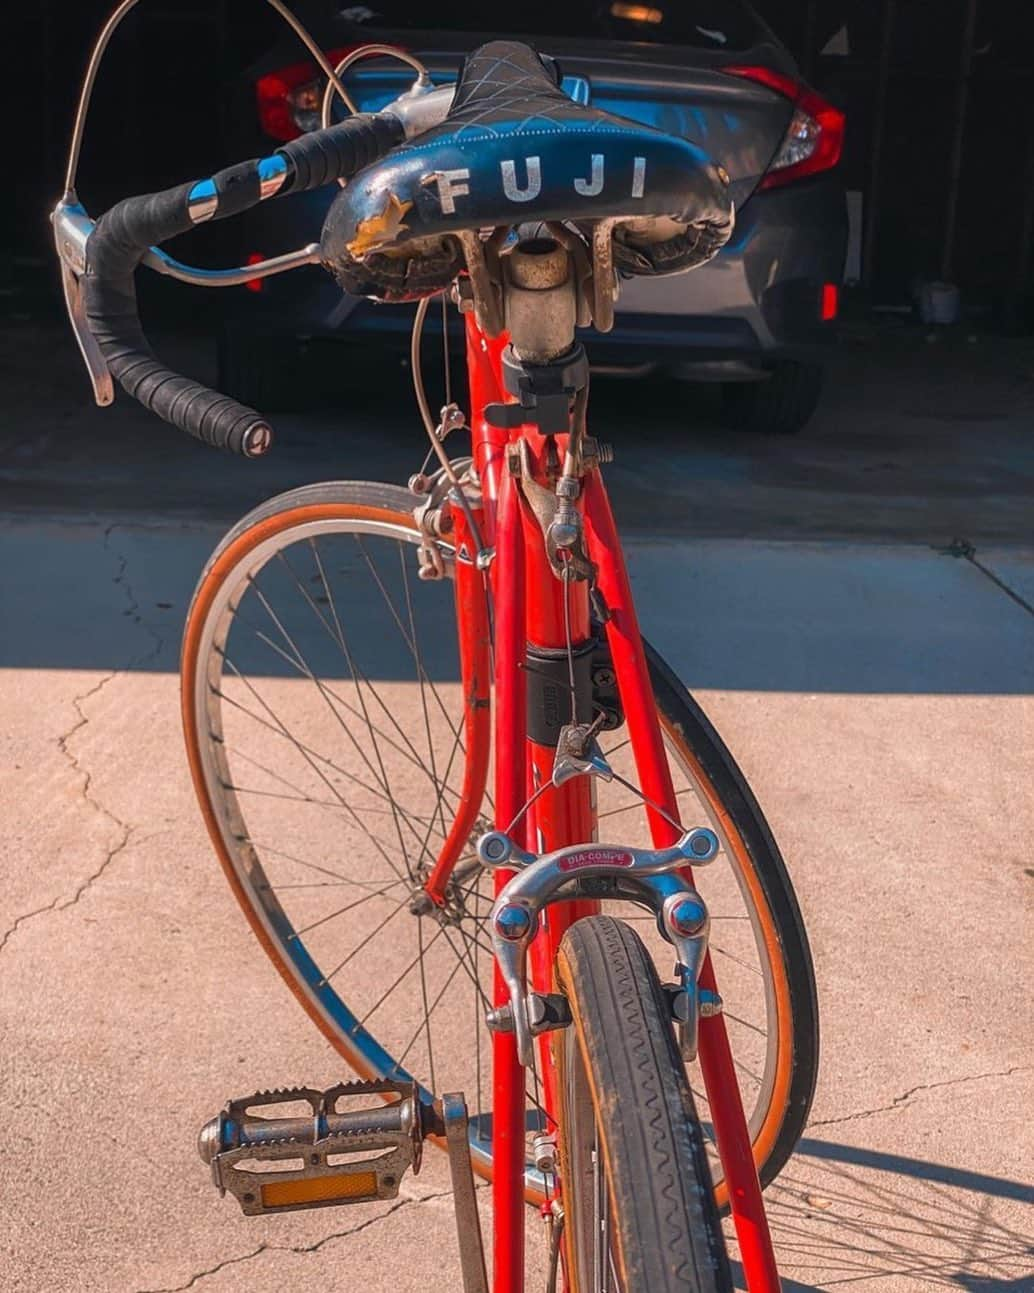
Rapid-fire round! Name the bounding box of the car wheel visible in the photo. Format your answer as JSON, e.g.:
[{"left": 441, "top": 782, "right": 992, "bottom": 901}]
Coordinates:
[
  {"left": 721, "top": 361, "right": 824, "bottom": 435},
  {"left": 217, "top": 324, "right": 302, "bottom": 412}
]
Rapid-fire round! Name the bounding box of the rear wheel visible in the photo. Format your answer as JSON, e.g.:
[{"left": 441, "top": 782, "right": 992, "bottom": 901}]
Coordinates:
[
  {"left": 721, "top": 360, "right": 824, "bottom": 435},
  {"left": 554, "top": 916, "right": 733, "bottom": 1293}
]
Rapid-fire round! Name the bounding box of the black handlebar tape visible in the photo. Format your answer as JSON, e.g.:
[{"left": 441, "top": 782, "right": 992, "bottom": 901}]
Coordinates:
[
  {"left": 83, "top": 115, "right": 404, "bottom": 451},
  {"left": 84, "top": 175, "right": 275, "bottom": 454},
  {"left": 84, "top": 274, "right": 271, "bottom": 456},
  {"left": 276, "top": 112, "right": 405, "bottom": 193},
  {"left": 87, "top": 156, "right": 272, "bottom": 280}
]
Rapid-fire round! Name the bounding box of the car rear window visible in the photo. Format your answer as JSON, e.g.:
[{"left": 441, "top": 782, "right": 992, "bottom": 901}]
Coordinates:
[{"left": 336, "top": 3, "right": 770, "bottom": 51}]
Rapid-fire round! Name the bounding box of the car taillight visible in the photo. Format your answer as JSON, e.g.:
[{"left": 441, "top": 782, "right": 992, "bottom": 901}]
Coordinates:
[
  {"left": 244, "top": 252, "right": 265, "bottom": 294},
  {"left": 722, "top": 65, "right": 844, "bottom": 190},
  {"left": 256, "top": 45, "right": 359, "bottom": 141}
]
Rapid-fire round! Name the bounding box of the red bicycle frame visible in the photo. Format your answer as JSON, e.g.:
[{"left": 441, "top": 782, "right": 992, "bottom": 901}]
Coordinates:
[{"left": 424, "top": 312, "right": 781, "bottom": 1293}]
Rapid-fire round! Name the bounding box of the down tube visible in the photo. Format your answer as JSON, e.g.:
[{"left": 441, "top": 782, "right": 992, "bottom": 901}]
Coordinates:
[
  {"left": 492, "top": 468, "right": 527, "bottom": 1293},
  {"left": 581, "top": 471, "right": 782, "bottom": 1293}
]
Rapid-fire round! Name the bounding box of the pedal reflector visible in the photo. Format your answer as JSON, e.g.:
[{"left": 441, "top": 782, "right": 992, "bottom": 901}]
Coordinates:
[{"left": 261, "top": 1170, "right": 378, "bottom": 1210}]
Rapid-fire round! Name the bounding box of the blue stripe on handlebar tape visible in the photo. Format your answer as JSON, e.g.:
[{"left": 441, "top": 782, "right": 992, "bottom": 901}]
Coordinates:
[
  {"left": 257, "top": 155, "right": 289, "bottom": 197},
  {"left": 187, "top": 177, "right": 218, "bottom": 224}
]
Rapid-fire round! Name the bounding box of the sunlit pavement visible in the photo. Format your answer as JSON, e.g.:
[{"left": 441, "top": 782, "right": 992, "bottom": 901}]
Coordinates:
[
  {"left": 1, "top": 322, "right": 1032, "bottom": 1290},
  {"left": 1, "top": 519, "right": 1030, "bottom": 1292}
]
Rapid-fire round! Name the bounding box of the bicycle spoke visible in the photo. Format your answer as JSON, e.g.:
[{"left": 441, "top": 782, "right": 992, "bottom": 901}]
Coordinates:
[
  {"left": 242, "top": 838, "right": 379, "bottom": 890},
  {"left": 409, "top": 712, "right": 468, "bottom": 892},
  {"left": 217, "top": 663, "right": 423, "bottom": 883},
  {"left": 319, "top": 896, "right": 412, "bottom": 986},
  {"left": 440, "top": 922, "right": 493, "bottom": 1014},
  {"left": 240, "top": 579, "right": 467, "bottom": 819},
  {"left": 711, "top": 941, "right": 764, "bottom": 978},
  {"left": 217, "top": 666, "right": 403, "bottom": 816},
  {"left": 303, "top": 543, "right": 459, "bottom": 874},
  {"left": 399, "top": 938, "right": 468, "bottom": 1071},
  {"left": 247, "top": 575, "right": 418, "bottom": 879},
  {"left": 357, "top": 921, "right": 449, "bottom": 1031},
  {"left": 355, "top": 534, "right": 464, "bottom": 743},
  {"left": 415, "top": 917, "right": 437, "bottom": 1093},
  {"left": 399, "top": 544, "right": 449, "bottom": 847},
  {"left": 289, "top": 878, "right": 406, "bottom": 940}
]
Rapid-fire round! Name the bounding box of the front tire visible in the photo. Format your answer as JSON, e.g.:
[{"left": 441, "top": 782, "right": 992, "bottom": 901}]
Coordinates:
[{"left": 555, "top": 916, "right": 733, "bottom": 1293}]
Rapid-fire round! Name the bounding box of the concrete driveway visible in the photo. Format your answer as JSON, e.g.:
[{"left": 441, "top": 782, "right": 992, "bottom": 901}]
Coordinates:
[{"left": 1, "top": 321, "right": 1032, "bottom": 1290}]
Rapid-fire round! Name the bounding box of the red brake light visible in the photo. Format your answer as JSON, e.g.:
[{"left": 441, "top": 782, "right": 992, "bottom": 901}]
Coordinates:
[
  {"left": 256, "top": 45, "right": 359, "bottom": 142},
  {"left": 722, "top": 65, "right": 844, "bottom": 190},
  {"left": 820, "top": 281, "right": 839, "bottom": 321},
  {"left": 244, "top": 252, "right": 265, "bottom": 294}
]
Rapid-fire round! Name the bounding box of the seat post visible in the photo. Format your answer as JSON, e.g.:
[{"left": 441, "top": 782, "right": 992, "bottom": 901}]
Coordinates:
[{"left": 502, "top": 237, "right": 577, "bottom": 365}]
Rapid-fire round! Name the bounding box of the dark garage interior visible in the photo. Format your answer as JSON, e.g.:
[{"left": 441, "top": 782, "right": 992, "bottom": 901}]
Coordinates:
[
  {"left": 4, "top": 0, "right": 1032, "bottom": 537},
  {"left": 9, "top": 0, "right": 1034, "bottom": 322}
]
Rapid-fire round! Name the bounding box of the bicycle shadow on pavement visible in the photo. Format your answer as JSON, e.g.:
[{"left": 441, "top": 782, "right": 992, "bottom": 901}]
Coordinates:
[
  {"left": 1, "top": 519, "right": 1033, "bottom": 699},
  {"left": 732, "top": 1136, "right": 1034, "bottom": 1291}
]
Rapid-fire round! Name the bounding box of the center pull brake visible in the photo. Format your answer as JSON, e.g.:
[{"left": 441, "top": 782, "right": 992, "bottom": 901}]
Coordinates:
[{"left": 198, "top": 1078, "right": 488, "bottom": 1293}]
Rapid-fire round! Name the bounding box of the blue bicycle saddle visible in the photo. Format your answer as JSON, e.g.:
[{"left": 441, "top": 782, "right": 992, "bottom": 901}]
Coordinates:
[{"left": 321, "top": 40, "right": 734, "bottom": 302}]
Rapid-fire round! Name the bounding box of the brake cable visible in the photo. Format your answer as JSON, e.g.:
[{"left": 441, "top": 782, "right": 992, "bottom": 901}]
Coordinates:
[{"left": 64, "top": 0, "right": 364, "bottom": 201}]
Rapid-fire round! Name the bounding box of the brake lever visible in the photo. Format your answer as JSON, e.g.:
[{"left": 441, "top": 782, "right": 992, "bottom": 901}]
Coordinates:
[
  {"left": 51, "top": 74, "right": 454, "bottom": 409},
  {"left": 52, "top": 193, "right": 324, "bottom": 405},
  {"left": 52, "top": 198, "right": 114, "bottom": 408}
]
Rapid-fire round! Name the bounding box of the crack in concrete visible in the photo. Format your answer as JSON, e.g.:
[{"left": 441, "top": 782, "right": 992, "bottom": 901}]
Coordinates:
[
  {"left": 135, "top": 1188, "right": 459, "bottom": 1292},
  {"left": 937, "top": 538, "right": 1034, "bottom": 618},
  {"left": 0, "top": 668, "right": 130, "bottom": 956},
  {"left": 810, "top": 1065, "right": 1030, "bottom": 1128},
  {"left": 105, "top": 522, "right": 166, "bottom": 669},
  {"left": 0, "top": 526, "right": 164, "bottom": 955}
]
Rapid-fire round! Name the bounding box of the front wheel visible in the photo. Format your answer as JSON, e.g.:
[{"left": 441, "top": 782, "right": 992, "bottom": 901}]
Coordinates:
[{"left": 555, "top": 916, "right": 733, "bottom": 1293}]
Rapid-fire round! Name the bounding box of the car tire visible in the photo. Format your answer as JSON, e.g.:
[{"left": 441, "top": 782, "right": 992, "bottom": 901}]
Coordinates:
[
  {"left": 217, "top": 324, "right": 301, "bottom": 412},
  {"left": 721, "top": 361, "right": 824, "bottom": 435}
]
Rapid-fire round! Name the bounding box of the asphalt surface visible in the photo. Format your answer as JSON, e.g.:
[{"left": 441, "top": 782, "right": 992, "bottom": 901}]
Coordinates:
[{"left": 1, "top": 318, "right": 1032, "bottom": 1291}]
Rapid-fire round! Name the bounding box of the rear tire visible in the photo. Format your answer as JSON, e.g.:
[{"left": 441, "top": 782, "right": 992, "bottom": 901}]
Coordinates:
[
  {"left": 555, "top": 916, "right": 733, "bottom": 1293},
  {"left": 721, "top": 360, "right": 823, "bottom": 435}
]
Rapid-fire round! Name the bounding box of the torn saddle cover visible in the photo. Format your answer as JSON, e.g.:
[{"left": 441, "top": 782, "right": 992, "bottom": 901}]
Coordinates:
[{"left": 320, "top": 40, "right": 734, "bottom": 301}]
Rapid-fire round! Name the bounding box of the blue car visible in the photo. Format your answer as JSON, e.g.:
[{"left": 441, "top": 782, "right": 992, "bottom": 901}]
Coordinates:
[{"left": 220, "top": 2, "right": 847, "bottom": 434}]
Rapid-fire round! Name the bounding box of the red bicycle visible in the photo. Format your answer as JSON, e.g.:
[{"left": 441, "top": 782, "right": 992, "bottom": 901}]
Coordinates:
[{"left": 56, "top": 11, "right": 818, "bottom": 1292}]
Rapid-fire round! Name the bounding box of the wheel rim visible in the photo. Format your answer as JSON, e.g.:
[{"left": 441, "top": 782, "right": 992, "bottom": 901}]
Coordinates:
[{"left": 182, "top": 498, "right": 797, "bottom": 1203}]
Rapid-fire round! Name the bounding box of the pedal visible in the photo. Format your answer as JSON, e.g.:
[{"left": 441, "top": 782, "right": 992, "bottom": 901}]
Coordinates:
[{"left": 198, "top": 1078, "right": 424, "bottom": 1216}]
